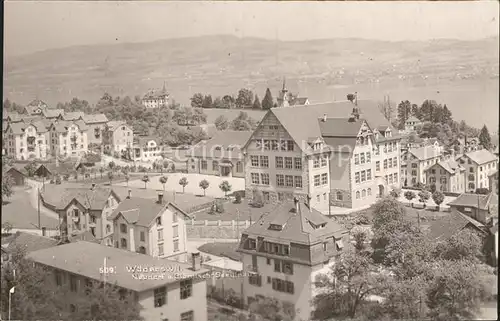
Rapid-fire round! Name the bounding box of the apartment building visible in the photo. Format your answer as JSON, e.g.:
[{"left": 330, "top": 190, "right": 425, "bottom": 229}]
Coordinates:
[
  {"left": 3, "top": 120, "right": 50, "bottom": 160},
  {"left": 48, "top": 120, "right": 89, "bottom": 158},
  {"left": 243, "top": 98, "right": 401, "bottom": 211},
  {"left": 41, "top": 108, "right": 65, "bottom": 119},
  {"left": 401, "top": 145, "right": 442, "bottom": 187},
  {"left": 131, "top": 135, "right": 164, "bottom": 163},
  {"left": 103, "top": 121, "right": 134, "bottom": 157},
  {"left": 142, "top": 83, "right": 170, "bottom": 108},
  {"left": 457, "top": 149, "right": 498, "bottom": 192},
  {"left": 59, "top": 111, "right": 85, "bottom": 122},
  {"left": 238, "top": 198, "right": 348, "bottom": 321},
  {"left": 242, "top": 108, "right": 333, "bottom": 211},
  {"left": 187, "top": 130, "right": 251, "bottom": 178},
  {"left": 404, "top": 116, "right": 422, "bottom": 132},
  {"left": 27, "top": 241, "right": 208, "bottom": 321},
  {"left": 109, "top": 192, "right": 190, "bottom": 262},
  {"left": 424, "top": 158, "right": 466, "bottom": 193},
  {"left": 82, "top": 113, "right": 109, "bottom": 146},
  {"left": 40, "top": 186, "right": 121, "bottom": 246}
]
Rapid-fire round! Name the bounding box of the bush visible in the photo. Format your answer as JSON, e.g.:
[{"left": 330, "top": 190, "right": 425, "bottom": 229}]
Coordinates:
[
  {"left": 63, "top": 174, "right": 70, "bottom": 181},
  {"left": 55, "top": 176, "right": 62, "bottom": 185},
  {"left": 252, "top": 189, "right": 264, "bottom": 208},
  {"left": 234, "top": 193, "right": 242, "bottom": 204},
  {"left": 354, "top": 213, "right": 371, "bottom": 225}
]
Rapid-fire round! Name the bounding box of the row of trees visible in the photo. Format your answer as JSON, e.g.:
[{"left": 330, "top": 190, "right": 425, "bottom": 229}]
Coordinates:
[
  {"left": 214, "top": 111, "right": 259, "bottom": 131},
  {"left": 190, "top": 88, "right": 275, "bottom": 110},
  {"left": 395, "top": 99, "right": 495, "bottom": 150}
]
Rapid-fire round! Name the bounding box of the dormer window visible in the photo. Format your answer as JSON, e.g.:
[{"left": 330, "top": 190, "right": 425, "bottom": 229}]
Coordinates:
[
  {"left": 248, "top": 239, "right": 257, "bottom": 250},
  {"left": 156, "top": 216, "right": 162, "bottom": 226},
  {"left": 335, "top": 239, "right": 344, "bottom": 251},
  {"left": 215, "top": 146, "right": 221, "bottom": 151},
  {"left": 269, "top": 224, "right": 283, "bottom": 231}
]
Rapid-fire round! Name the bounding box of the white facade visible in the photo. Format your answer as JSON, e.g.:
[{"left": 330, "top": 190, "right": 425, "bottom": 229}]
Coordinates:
[{"left": 5, "top": 124, "right": 49, "bottom": 160}]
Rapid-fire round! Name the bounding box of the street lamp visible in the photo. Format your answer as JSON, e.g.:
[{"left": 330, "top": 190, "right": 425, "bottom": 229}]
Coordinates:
[{"left": 8, "top": 286, "right": 15, "bottom": 320}]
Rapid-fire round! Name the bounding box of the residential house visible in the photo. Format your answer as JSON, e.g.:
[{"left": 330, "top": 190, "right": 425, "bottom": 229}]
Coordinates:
[
  {"left": 40, "top": 186, "right": 121, "bottom": 245},
  {"left": 187, "top": 130, "right": 251, "bottom": 178},
  {"left": 48, "top": 120, "right": 89, "bottom": 158},
  {"left": 82, "top": 114, "right": 109, "bottom": 146},
  {"left": 424, "top": 158, "right": 466, "bottom": 193},
  {"left": 27, "top": 242, "right": 209, "bottom": 321},
  {"left": 142, "top": 83, "right": 170, "bottom": 108},
  {"left": 41, "top": 109, "right": 65, "bottom": 119},
  {"left": 131, "top": 136, "right": 164, "bottom": 163},
  {"left": 3, "top": 165, "right": 27, "bottom": 186},
  {"left": 489, "top": 170, "right": 498, "bottom": 194},
  {"left": 401, "top": 145, "right": 443, "bottom": 187},
  {"left": 103, "top": 121, "right": 134, "bottom": 157},
  {"left": 4, "top": 120, "right": 50, "bottom": 160},
  {"left": 404, "top": 116, "right": 422, "bottom": 132},
  {"left": 109, "top": 192, "right": 190, "bottom": 262},
  {"left": 59, "top": 111, "right": 85, "bottom": 122},
  {"left": 22, "top": 99, "right": 49, "bottom": 115},
  {"left": 242, "top": 98, "right": 401, "bottom": 211},
  {"left": 237, "top": 198, "right": 349, "bottom": 321},
  {"left": 276, "top": 80, "right": 309, "bottom": 108},
  {"left": 456, "top": 149, "right": 498, "bottom": 192},
  {"left": 447, "top": 192, "right": 498, "bottom": 225}
]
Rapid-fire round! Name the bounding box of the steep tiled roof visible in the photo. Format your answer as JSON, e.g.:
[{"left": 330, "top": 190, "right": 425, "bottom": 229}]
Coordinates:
[
  {"left": 133, "top": 135, "right": 161, "bottom": 147},
  {"left": 106, "top": 121, "right": 127, "bottom": 131},
  {"left": 61, "top": 112, "right": 84, "bottom": 121},
  {"left": 73, "top": 119, "right": 89, "bottom": 131},
  {"left": 464, "top": 149, "right": 497, "bottom": 165},
  {"left": 27, "top": 241, "right": 209, "bottom": 292},
  {"left": 426, "top": 159, "right": 464, "bottom": 174},
  {"left": 189, "top": 130, "right": 251, "bottom": 159},
  {"left": 242, "top": 200, "right": 346, "bottom": 245},
  {"left": 83, "top": 114, "right": 108, "bottom": 124},
  {"left": 3, "top": 112, "right": 23, "bottom": 122},
  {"left": 41, "top": 186, "right": 120, "bottom": 211},
  {"left": 425, "top": 209, "right": 485, "bottom": 241},
  {"left": 41, "top": 109, "right": 64, "bottom": 118},
  {"left": 6, "top": 122, "right": 27, "bottom": 135},
  {"left": 28, "top": 120, "right": 49, "bottom": 133},
  {"left": 447, "top": 193, "right": 495, "bottom": 210},
  {"left": 109, "top": 197, "right": 189, "bottom": 227},
  {"left": 409, "top": 145, "right": 442, "bottom": 161},
  {"left": 143, "top": 88, "right": 169, "bottom": 100},
  {"left": 318, "top": 118, "right": 363, "bottom": 137},
  {"left": 5, "top": 231, "right": 59, "bottom": 254}
]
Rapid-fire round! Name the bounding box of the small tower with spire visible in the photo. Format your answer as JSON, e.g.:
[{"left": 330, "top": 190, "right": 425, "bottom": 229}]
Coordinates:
[{"left": 277, "top": 77, "right": 290, "bottom": 107}]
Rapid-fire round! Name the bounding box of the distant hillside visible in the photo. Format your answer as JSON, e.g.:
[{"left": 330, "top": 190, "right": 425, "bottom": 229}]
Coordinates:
[{"left": 3, "top": 35, "right": 499, "bottom": 108}]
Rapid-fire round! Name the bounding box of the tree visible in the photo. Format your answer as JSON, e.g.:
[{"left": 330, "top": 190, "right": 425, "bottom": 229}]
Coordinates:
[
  {"left": 352, "top": 227, "right": 368, "bottom": 252},
  {"left": 221, "top": 95, "right": 235, "bottom": 109},
  {"left": 190, "top": 93, "right": 204, "bottom": 108},
  {"left": 249, "top": 296, "right": 295, "bottom": 321},
  {"left": 347, "top": 93, "right": 355, "bottom": 102},
  {"left": 179, "top": 177, "right": 189, "bottom": 193},
  {"left": 479, "top": 125, "right": 492, "bottom": 150},
  {"left": 420, "top": 100, "right": 438, "bottom": 122},
  {"left": 429, "top": 183, "right": 437, "bottom": 193},
  {"left": 107, "top": 171, "right": 114, "bottom": 185},
  {"left": 214, "top": 115, "right": 229, "bottom": 131},
  {"left": 417, "top": 190, "right": 430, "bottom": 208},
  {"left": 397, "top": 100, "right": 412, "bottom": 129},
  {"left": 2, "top": 221, "right": 13, "bottom": 234},
  {"left": 108, "top": 161, "right": 115, "bottom": 171},
  {"left": 261, "top": 88, "right": 274, "bottom": 110},
  {"left": 442, "top": 104, "right": 453, "bottom": 124},
  {"left": 230, "top": 111, "right": 257, "bottom": 131},
  {"left": 372, "top": 197, "right": 406, "bottom": 231},
  {"left": 252, "top": 95, "right": 261, "bottom": 109},
  {"left": 432, "top": 191, "right": 445, "bottom": 209},
  {"left": 199, "top": 179, "right": 209, "bottom": 196},
  {"left": 235, "top": 88, "right": 254, "bottom": 108},
  {"left": 1, "top": 172, "right": 14, "bottom": 200},
  {"left": 212, "top": 97, "right": 224, "bottom": 109},
  {"left": 24, "top": 161, "right": 38, "bottom": 177},
  {"left": 159, "top": 176, "right": 168, "bottom": 192},
  {"left": 475, "top": 187, "right": 490, "bottom": 195},
  {"left": 389, "top": 188, "right": 402, "bottom": 199},
  {"left": 433, "top": 229, "right": 484, "bottom": 262},
  {"left": 202, "top": 95, "right": 213, "bottom": 109},
  {"left": 219, "top": 180, "right": 232, "bottom": 197},
  {"left": 141, "top": 175, "right": 150, "bottom": 189},
  {"left": 313, "top": 247, "right": 386, "bottom": 319}
]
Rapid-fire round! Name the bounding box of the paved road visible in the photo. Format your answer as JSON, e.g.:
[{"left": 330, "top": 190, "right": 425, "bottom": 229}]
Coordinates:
[{"left": 26, "top": 179, "right": 60, "bottom": 221}]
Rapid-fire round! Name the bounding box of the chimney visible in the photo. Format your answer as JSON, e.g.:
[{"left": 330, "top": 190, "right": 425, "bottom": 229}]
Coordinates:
[
  {"left": 354, "top": 92, "right": 358, "bottom": 106},
  {"left": 294, "top": 197, "right": 300, "bottom": 213},
  {"left": 127, "top": 189, "right": 132, "bottom": 199},
  {"left": 192, "top": 252, "right": 201, "bottom": 271},
  {"left": 322, "top": 114, "right": 327, "bottom": 122},
  {"left": 157, "top": 192, "right": 164, "bottom": 204}
]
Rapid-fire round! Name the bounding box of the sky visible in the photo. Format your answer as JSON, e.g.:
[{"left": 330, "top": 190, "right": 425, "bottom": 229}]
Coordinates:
[{"left": 4, "top": 1, "right": 499, "bottom": 57}]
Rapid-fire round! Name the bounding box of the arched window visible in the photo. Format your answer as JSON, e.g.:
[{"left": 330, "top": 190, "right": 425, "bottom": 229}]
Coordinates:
[
  {"left": 367, "top": 188, "right": 372, "bottom": 196},
  {"left": 120, "top": 224, "right": 127, "bottom": 233},
  {"left": 362, "top": 189, "right": 366, "bottom": 198},
  {"left": 468, "top": 174, "right": 475, "bottom": 181},
  {"left": 336, "top": 191, "right": 343, "bottom": 201},
  {"left": 120, "top": 238, "right": 127, "bottom": 249},
  {"left": 356, "top": 191, "right": 360, "bottom": 199}
]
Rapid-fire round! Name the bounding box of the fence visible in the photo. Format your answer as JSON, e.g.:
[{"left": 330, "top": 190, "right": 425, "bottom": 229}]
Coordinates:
[
  {"left": 186, "top": 219, "right": 251, "bottom": 239},
  {"left": 186, "top": 220, "right": 252, "bottom": 228}
]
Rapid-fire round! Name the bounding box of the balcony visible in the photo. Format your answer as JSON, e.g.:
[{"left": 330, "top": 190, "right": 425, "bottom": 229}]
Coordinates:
[{"left": 247, "top": 265, "right": 259, "bottom": 274}]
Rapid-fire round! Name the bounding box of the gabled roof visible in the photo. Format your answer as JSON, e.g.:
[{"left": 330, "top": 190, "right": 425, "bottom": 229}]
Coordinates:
[
  {"left": 3, "top": 112, "right": 23, "bottom": 122},
  {"left": 4, "top": 165, "right": 28, "bottom": 177},
  {"left": 425, "top": 209, "right": 486, "bottom": 241},
  {"left": 290, "top": 97, "right": 309, "bottom": 106},
  {"left": 82, "top": 113, "right": 109, "bottom": 124},
  {"left": 41, "top": 109, "right": 64, "bottom": 118},
  {"left": 41, "top": 186, "right": 120, "bottom": 211},
  {"left": 133, "top": 135, "right": 161, "bottom": 147},
  {"left": 318, "top": 118, "right": 365, "bottom": 137},
  {"left": 27, "top": 99, "right": 48, "bottom": 108},
  {"left": 189, "top": 130, "right": 251, "bottom": 159},
  {"left": 6, "top": 122, "right": 27, "bottom": 135},
  {"left": 426, "top": 159, "right": 464, "bottom": 174},
  {"left": 106, "top": 121, "right": 128, "bottom": 131},
  {"left": 27, "top": 241, "right": 208, "bottom": 292},
  {"left": 408, "top": 145, "right": 442, "bottom": 161},
  {"left": 109, "top": 197, "right": 189, "bottom": 228},
  {"left": 61, "top": 112, "right": 84, "bottom": 121},
  {"left": 5, "top": 231, "right": 59, "bottom": 254},
  {"left": 242, "top": 200, "right": 347, "bottom": 246},
  {"left": 447, "top": 193, "right": 496, "bottom": 210},
  {"left": 463, "top": 149, "right": 497, "bottom": 165},
  {"left": 27, "top": 120, "right": 49, "bottom": 133}
]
